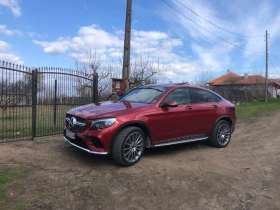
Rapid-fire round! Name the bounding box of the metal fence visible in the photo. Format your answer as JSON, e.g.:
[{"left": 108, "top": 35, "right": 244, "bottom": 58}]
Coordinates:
[{"left": 0, "top": 61, "right": 98, "bottom": 143}]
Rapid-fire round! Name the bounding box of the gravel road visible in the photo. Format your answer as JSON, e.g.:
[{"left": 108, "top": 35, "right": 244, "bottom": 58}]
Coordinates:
[{"left": 1, "top": 110, "right": 280, "bottom": 210}]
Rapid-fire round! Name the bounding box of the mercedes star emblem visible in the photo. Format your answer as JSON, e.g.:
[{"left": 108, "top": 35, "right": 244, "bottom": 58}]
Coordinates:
[{"left": 68, "top": 117, "right": 77, "bottom": 128}]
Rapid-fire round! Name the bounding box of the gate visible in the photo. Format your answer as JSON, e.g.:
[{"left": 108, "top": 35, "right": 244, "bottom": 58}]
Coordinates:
[
  {"left": 0, "top": 61, "right": 98, "bottom": 143},
  {"left": 0, "top": 62, "right": 33, "bottom": 142}
]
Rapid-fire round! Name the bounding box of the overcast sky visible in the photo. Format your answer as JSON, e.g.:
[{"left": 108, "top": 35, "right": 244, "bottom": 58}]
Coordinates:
[{"left": 0, "top": 0, "right": 280, "bottom": 82}]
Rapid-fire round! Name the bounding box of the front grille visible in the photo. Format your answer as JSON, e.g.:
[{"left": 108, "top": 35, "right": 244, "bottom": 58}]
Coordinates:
[{"left": 65, "top": 114, "right": 87, "bottom": 132}]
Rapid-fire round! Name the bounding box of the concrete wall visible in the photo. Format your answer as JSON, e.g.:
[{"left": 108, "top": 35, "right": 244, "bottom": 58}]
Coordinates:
[{"left": 268, "top": 85, "right": 277, "bottom": 98}]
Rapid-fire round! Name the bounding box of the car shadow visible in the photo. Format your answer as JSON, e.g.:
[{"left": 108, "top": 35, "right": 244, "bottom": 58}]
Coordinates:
[
  {"left": 144, "top": 141, "right": 210, "bottom": 157},
  {"left": 62, "top": 144, "right": 116, "bottom": 168},
  {"left": 61, "top": 140, "right": 210, "bottom": 167}
]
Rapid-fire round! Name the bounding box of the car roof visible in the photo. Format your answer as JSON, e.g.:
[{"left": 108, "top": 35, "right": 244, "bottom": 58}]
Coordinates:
[
  {"left": 140, "top": 83, "right": 205, "bottom": 90},
  {"left": 139, "top": 83, "right": 222, "bottom": 97}
]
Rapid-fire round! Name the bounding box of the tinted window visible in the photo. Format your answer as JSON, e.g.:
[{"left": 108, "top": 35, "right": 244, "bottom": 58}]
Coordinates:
[
  {"left": 120, "top": 87, "right": 168, "bottom": 104},
  {"left": 190, "top": 88, "right": 221, "bottom": 103},
  {"left": 163, "top": 88, "right": 190, "bottom": 105},
  {"left": 212, "top": 94, "right": 221, "bottom": 102}
]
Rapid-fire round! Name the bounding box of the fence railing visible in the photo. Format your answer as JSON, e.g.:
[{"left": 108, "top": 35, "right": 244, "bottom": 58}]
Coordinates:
[{"left": 0, "top": 61, "right": 98, "bottom": 143}]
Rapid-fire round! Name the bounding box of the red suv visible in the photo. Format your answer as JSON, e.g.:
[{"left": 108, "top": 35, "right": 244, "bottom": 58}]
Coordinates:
[{"left": 64, "top": 84, "right": 236, "bottom": 166}]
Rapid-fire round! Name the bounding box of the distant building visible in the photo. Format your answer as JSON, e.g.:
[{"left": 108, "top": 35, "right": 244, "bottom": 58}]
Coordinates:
[{"left": 208, "top": 70, "right": 280, "bottom": 102}]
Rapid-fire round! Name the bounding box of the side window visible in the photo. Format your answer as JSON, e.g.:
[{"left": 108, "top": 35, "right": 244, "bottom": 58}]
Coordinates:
[
  {"left": 163, "top": 88, "right": 190, "bottom": 105},
  {"left": 190, "top": 88, "right": 220, "bottom": 103},
  {"left": 212, "top": 93, "right": 221, "bottom": 102}
]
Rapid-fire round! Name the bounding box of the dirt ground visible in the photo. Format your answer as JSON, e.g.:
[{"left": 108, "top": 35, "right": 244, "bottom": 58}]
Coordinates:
[{"left": 0, "top": 110, "right": 280, "bottom": 210}]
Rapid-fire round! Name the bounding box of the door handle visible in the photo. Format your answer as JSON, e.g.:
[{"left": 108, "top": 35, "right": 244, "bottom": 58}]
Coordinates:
[
  {"left": 186, "top": 106, "right": 192, "bottom": 111},
  {"left": 212, "top": 105, "right": 218, "bottom": 108}
]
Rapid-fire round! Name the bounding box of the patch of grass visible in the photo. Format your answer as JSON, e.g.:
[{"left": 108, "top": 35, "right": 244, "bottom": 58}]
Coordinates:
[
  {"left": 0, "top": 116, "right": 13, "bottom": 120},
  {"left": 70, "top": 188, "right": 77, "bottom": 193},
  {"left": 236, "top": 98, "right": 280, "bottom": 119},
  {"left": 0, "top": 128, "right": 32, "bottom": 139},
  {"left": 0, "top": 105, "right": 74, "bottom": 140},
  {"left": 70, "top": 186, "right": 89, "bottom": 194},
  {"left": 0, "top": 165, "right": 27, "bottom": 202},
  {"left": 13, "top": 203, "right": 26, "bottom": 210}
]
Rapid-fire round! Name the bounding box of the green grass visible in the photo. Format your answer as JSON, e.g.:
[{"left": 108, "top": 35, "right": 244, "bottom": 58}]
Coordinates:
[
  {"left": 0, "top": 105, "right": 75, "bottom": 140},
  {"left": 235, "top": 98, "right": 280, "bottom": 119},
  {"left": 0, "top": 165, "right": 27, "bottom": 202},
  {"left": 13, "top": 203, "right": 26, "bottom": 210}
]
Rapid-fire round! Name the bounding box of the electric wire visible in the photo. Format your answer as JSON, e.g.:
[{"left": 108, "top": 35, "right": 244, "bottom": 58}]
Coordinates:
[
  {"left": 161, "top": 2, "right": 232, "bottom": 51},
  {"left": 268, "top": 54, "right": 279, "bottom": 75},
  {"left": 161, "top": 0, "right": 265, "bottom": 54},
  {"left": 174, "top": 0, "right": 263, "bottom": 38}
]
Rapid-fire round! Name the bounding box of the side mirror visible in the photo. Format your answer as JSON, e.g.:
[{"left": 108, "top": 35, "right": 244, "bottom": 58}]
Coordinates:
[{"left": 162, "top": 100, "right": 178, "bottom": 108}]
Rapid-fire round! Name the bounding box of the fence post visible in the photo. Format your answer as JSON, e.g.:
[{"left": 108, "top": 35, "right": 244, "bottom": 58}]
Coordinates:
[
  {"left": 31, "top": 69, "right": 38, "bottom": 140},
  {"left": 53, "top": 79, "right": 57, "bottom": 125},
  {"left": 92, "top": 71, "right": 99, "bottom": 103}
]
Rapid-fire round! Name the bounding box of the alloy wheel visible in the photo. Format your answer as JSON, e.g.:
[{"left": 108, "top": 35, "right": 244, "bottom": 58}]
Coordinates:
[
  {"left": 123, "top": 132, "right": 144, "bottom": 163},
  {"left": 217, "top": 124, "right": 231, "bottom": 146}
]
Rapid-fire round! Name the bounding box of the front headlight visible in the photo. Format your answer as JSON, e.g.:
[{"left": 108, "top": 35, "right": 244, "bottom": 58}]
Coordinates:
[{"left": 90, "top": 118, "right": 116, "bottom": 130}]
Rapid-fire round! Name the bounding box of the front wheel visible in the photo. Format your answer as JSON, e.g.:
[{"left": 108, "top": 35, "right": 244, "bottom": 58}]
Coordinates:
[
  {"left": 209, "top": 120, "right": 232, "bottom": 148},
  {"left": 112, "top": 126, "right": 145, "bottom": 167}
]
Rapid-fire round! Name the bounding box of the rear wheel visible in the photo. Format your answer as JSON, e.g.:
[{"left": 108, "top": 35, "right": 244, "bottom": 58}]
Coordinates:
[
  {"left": 112, "top": 126, "right": 145, "bottom": 167},
  {"left": 209, "top": 120, "right": 231, "bottom": 148}
]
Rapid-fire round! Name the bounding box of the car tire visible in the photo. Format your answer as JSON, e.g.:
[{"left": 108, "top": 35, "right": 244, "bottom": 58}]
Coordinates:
[
  {"left": 112, "top": 126, "right": 145, "bottom": 167},
  {"left": 209, "top": 120, "right": 232, "bottom": 148}
]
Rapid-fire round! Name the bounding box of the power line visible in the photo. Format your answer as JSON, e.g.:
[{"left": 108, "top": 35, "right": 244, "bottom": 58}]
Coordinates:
[
  {"left": 162, "top": 0, "right": 264, "bottom": 53},
  {"left": 174, "top": 0, "right": 263, "bottom": 38},
  {"left": 161, "top": 2, "right": 232, "bottom": 51},
  {"left": 161, "top": 0, "right": 265, "bottom": 54},
  {"left": 268, "top": 54, "right": 279, "bottom": 75}
]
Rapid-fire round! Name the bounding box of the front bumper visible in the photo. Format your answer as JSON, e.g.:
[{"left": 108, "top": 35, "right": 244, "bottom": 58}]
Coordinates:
[{"left": 64, "top": 136, "right": 108, "bottom": 155}]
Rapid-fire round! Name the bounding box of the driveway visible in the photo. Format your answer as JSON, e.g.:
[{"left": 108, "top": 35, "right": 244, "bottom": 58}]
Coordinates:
[{"left": 1, "top": 110, "right": 280, "bottom": 210}]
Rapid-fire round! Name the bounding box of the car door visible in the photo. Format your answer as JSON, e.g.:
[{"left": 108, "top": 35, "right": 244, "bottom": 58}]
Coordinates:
[
  {"left": 189, "top": 88, "right": 221, "bottom": 135},
  {"left": 150, "top": 88, "right": 199, "bottom": 143}
]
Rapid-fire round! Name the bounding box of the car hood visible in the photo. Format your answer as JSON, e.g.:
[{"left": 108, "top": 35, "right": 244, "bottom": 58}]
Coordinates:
[{"left": 67, "top": 101, "right": 151, "bottom": 119}]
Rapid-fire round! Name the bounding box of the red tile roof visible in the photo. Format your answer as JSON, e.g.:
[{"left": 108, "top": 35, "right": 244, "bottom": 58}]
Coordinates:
[
  {"left": 208, "top": 72, "right": 239, "bottom": 85},
  {"left": 209, "top": 72, "right": 280, "bottom": 86},
  {"left": 271, "top": 79, "right": 280, "bottom": 86}
]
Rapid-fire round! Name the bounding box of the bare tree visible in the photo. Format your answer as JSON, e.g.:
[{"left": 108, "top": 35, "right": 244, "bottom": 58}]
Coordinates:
[
  {"left": 193, "top": 71, "right": 216, "bottom": 88},
  {"left": 129, "top": 53, "right": 165, "bottom": 88},
  {"left": 0, "top": 73, "right": 44, "bottom": 115},
  {"left": 0, "top": 80, "right": 23, "bottom": 107},
  {"left": 75, "top": 50, "right": 111, "bottom": 100},
  {"left": 21, "top": 72, "right": 44, "bottom": 94}
]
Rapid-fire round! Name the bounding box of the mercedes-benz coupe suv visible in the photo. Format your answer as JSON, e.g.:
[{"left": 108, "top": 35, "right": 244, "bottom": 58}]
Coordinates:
[{"left": 64, "top": 84, "right": 236, "bottom": 166}]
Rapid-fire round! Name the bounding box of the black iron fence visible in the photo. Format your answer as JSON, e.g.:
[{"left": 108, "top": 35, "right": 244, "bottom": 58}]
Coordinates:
[{"left": 0, "top": 61, "right": 98, "bottom": 143}]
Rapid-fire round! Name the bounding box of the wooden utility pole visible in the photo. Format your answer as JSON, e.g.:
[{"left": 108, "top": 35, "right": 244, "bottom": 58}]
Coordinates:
[
  {"left": 122, "top": 0, "right": 132, "bottom": 93},
  {"left": 265, "top": 30, "right": 268, "bottom": 103}
]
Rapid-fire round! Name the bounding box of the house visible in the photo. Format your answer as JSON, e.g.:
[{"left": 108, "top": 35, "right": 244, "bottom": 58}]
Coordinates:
[
  {"left": 208, "top": 70, "right": 280, "bottom": 102},
  {"left": 271, "top": 79, "right": 280, "bottom": 99}
]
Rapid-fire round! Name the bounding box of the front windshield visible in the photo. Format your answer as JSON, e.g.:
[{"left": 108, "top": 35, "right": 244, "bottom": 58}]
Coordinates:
[{"left": 120, "top": 87, "right": 168, "bottom": 104}]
